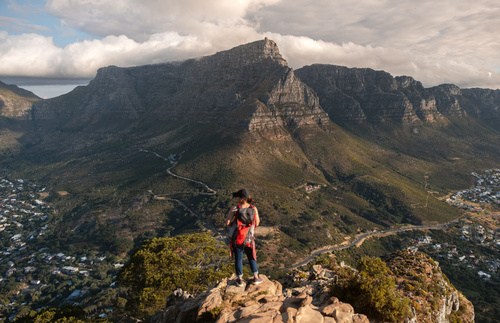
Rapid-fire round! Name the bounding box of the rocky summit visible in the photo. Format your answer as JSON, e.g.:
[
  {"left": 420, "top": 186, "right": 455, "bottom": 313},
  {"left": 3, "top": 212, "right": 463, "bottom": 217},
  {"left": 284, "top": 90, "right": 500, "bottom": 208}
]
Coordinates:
[
  {"left": 152, "top": 251, "right": 474, "bottom": 323},
  {"left": 153, "top": 273, "right": 369, "bottom": 323}
]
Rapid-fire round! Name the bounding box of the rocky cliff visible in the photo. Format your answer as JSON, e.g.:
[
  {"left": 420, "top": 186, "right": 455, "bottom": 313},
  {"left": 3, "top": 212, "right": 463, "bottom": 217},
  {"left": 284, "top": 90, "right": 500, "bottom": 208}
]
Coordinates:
[
  {"left": 295, "top": 64, "right": 500, "bottom": 127},
  {"left": 152, "top": 251, "right": 474, "bottom": 323},
  {"left": 31, "top": 38, "right": 328, "bottom": 131}
]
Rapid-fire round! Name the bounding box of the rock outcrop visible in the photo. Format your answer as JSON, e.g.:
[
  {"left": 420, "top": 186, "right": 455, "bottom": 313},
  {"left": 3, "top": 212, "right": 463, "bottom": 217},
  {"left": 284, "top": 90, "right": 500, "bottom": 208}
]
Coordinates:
[
  {"left": 152, "top": 251, "right": 474, "bottom": 323},
  {"left": 152, "top": 273, "right": 369, "bottom": 323},
  {"left": 31, "top": 39, "right": 329, "bottom": 132},
  {"left": 383, "top": 250, "right": 475, "bottom": 323}
]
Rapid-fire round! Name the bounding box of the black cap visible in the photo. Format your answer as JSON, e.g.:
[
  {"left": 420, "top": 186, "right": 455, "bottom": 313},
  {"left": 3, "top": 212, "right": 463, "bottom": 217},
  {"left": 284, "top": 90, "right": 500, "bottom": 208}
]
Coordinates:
[{"left": 232, "top": 189, "right": 250, "bottom": 200}]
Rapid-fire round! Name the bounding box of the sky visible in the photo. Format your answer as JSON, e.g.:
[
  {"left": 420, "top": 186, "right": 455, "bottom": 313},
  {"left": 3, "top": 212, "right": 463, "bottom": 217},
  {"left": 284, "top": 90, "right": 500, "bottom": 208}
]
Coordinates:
[{"left": 1, "top": 0, "right": 500, "bottom": 99}]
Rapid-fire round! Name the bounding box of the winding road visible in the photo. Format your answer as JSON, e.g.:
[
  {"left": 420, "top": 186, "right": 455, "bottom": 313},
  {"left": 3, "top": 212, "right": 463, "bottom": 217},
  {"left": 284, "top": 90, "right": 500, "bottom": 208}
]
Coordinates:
[
  {"left": 285, "top": 217, "right": 481, "bottom": 270},
  {"left": 140, "top": 148, "right": 217, "bottom": 196}
]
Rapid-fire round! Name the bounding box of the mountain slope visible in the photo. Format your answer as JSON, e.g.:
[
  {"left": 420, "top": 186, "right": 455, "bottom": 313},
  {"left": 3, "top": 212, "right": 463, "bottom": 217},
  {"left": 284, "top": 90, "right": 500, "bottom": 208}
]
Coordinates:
[{"left": 295, "top": 64, "right": 500, "bottom": 192}]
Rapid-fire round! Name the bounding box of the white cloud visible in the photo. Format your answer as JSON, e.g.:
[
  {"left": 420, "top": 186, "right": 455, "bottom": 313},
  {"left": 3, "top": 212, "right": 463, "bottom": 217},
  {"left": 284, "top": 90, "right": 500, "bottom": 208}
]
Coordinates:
[
  {"left": 0, "top": 0, "right": 499, "bottom": 90},
  {"left": 45, "top": 0, "right": 279, "bottom": 41},
  {"left": 0, "top": 31, "right": 203, "bottom": 78}
]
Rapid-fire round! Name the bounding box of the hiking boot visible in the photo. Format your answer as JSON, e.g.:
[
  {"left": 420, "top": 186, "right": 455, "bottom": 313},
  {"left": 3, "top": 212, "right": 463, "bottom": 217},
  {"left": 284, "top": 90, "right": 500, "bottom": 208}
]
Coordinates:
[
  {"left": 236, "top": 277, "right": 244, "bottom": 287},
  {"left": 252, "top": 276, "right": 263, "bottom": 285}
]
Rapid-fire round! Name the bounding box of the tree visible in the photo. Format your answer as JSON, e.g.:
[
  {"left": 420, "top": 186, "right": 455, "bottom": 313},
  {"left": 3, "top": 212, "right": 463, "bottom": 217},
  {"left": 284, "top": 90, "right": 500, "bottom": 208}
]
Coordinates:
[
  {"left": 117, "top": 232, "right": 232, "bottom": 318},
  {"left": 13, "top": 305, "right": 90, "bottom": 323}
]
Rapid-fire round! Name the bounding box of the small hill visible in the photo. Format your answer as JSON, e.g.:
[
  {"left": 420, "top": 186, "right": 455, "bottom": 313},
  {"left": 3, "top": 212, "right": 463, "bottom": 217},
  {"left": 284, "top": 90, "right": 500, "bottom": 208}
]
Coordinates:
[{"left": 0, "top": 80, "right": 40, "bottom": 118}]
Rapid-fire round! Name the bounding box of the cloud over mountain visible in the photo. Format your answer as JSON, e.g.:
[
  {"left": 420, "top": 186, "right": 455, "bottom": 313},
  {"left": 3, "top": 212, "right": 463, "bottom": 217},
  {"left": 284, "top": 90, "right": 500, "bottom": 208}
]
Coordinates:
[{"left": 1, "top": 0, "right": 500, "bottom": 91}]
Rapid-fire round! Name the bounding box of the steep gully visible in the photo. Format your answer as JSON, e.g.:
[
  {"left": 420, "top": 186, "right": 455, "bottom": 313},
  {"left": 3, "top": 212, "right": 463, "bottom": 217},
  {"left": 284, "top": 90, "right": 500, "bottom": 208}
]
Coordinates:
[{"left": 141, "top": 149, "right": 499, "bottom": 270}]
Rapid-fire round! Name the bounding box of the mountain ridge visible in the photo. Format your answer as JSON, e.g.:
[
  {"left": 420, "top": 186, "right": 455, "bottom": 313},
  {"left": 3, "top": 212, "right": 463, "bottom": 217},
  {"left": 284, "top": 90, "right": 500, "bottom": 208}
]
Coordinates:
[
  {"left": 295, "top": 64, "right": 500, "bottom": 127},
  {"left": 4, "top": 38, "right": 498, "bottom": 132}
]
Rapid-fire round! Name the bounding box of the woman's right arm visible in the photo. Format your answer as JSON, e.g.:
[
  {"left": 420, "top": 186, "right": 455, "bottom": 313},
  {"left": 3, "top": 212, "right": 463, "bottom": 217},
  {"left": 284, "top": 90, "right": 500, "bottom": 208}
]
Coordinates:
[{"left": 226, "top": 206, "right": 236, "bottom": 226}]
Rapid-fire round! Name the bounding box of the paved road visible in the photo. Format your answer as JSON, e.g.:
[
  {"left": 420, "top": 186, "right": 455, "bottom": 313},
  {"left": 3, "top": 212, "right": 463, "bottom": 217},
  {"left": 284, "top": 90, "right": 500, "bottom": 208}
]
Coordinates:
[{"left": 141, "top": 149, "right": 223, "bottom": 237}]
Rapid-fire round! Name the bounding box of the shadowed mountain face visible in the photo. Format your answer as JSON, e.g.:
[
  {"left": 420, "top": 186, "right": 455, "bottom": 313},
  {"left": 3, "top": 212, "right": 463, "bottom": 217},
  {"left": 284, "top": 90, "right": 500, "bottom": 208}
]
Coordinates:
[{"left": 1, "top": 39, "right": 499, "bottom": 267}]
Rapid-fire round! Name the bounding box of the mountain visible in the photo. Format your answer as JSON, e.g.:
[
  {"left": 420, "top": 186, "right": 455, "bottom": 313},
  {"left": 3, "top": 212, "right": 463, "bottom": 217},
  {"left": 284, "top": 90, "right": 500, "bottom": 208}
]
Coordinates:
[
  {"left": 0, "top": 80, "right": 40, "bottom": 118},
  {"left": 31, "top": 38, "right": 328, "bottom": 132},
  {"left": 2, "top": 38, "right": 500, "bottom": 264}
]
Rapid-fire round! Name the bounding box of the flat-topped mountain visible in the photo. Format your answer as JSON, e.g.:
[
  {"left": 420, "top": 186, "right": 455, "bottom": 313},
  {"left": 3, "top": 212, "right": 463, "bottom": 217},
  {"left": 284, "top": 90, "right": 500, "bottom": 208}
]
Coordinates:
[
  {"left": 28, "top": 39, "right": 500, "bottom": 133},
  {"left": 31, "top": 38, "right": 328, "bottom": 131}
]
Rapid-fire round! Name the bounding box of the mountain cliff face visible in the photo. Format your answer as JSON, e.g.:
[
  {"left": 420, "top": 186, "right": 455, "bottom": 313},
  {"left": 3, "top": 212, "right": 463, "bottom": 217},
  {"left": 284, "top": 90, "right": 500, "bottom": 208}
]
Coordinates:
[
  {"left": 0, "top": 81, "right": 39, "bottom": 118},
  {"left": 30, "top": 41, "right": 500, "bottom": 131},
  {"left": 295, "top": 64, "right": 500, "bottom": 127},
  {"left": 31, "top": 39, "right": 328, "bottom": 131}
]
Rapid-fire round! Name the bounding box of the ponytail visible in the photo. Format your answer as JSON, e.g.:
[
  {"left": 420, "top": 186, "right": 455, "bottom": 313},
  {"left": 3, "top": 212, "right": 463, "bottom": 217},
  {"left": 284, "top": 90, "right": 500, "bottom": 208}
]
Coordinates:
[{"left": 247, "top": 196, "right": 254, "bottom": 204}]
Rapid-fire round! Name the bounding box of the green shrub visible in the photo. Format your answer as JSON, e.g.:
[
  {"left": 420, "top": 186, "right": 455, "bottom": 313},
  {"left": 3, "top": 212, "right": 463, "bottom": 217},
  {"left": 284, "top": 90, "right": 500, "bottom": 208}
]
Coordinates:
[
  {"left": 118, "top": 232, "right": 232, "bottom": 318},
  {"left": 331, "top": 257, "right": 412, "bottom": 322}
]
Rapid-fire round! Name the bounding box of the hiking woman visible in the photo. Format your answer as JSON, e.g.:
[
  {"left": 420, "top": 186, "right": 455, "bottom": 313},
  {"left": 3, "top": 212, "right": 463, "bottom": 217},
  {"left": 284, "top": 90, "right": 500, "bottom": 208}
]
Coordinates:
[{"left": 226, "top": 189, "right": 263, "bottom": 286}]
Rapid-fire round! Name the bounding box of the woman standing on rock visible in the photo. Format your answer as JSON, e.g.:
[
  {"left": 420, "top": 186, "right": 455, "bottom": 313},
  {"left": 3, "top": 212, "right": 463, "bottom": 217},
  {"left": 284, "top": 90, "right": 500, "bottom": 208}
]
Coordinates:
[{"left": 226, "top": 189, "right": 263, "bottom": 287}]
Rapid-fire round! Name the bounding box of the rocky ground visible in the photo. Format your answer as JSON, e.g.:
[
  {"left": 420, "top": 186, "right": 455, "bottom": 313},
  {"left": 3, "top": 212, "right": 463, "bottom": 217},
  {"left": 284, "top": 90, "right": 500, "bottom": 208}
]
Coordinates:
[
  {"left": 152, "top": 250, "right": 475, "bottom": 323},
  {"left": 152, "top": 268, "right": 368, "bottom": 323}
]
